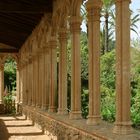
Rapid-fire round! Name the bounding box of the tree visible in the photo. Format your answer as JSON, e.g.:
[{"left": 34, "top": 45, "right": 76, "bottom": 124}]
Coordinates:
[
  {"left": 130, "top": 12, "right": 140, "bottom": 36},
  {"left": 101, "top": 0, "right": 114, "bottom": 53}
]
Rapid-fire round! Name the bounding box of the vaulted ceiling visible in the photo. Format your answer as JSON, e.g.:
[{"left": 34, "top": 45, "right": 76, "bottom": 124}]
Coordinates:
[{"left": 0, "top": 0, "right": 53, "bottom": 53}]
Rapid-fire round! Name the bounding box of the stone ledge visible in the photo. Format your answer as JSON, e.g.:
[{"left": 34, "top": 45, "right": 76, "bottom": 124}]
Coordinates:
[{"left": 22, "top": 106, "right": 140, "bottom": 140}]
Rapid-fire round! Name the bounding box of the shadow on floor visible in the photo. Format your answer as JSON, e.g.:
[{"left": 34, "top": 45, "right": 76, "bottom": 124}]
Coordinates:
[
  {"left": 0, "top": 119, "right": 10, "bottom": 140},
  {"left": 0, "top": 115, "right": 45, "bottom": 140}
]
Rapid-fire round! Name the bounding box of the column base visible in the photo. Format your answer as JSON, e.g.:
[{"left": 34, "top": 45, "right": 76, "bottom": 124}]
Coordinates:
[
  {"left": 69, "top": 111, "right": 82, "bottom": 119},
  {"left": 41, "top": 105, "right": 49, "bottom": 111},
  {"left": 48, "top": 106, "right": 57, "bottom": 113},
  {"left": 28, "top": 102, "right": 32, "bottom": 106},
  {"left": 57, "top": 108, "right": 68, "bottom": 115},
  {"left": 87, "top": 115, "right": 101, "bottom": 125},
  {"left": 41, "top": 106, "right": 48, "bottom": 111},
  {"left": 36, "top": 104, "right": 41, "bottom": 108},
  {"left": 113, "top": 121, "right": 133, "bottom": 135},
  {"left": 32, "top": 104, "right": 35, "bottom": 107}
]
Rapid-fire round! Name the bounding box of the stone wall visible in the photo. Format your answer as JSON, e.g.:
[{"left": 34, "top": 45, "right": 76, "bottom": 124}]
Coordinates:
[{"left": 23, "top": 106, "right": 108, "bottom": 140}]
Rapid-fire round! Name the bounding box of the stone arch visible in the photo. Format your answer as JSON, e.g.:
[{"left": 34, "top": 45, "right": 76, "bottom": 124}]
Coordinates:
[
  {"left": 69, "top": 0, "right": 82, "bottom": 16},
  {"left": 2, "top": 54, "right": 19, "bottom": 65}
]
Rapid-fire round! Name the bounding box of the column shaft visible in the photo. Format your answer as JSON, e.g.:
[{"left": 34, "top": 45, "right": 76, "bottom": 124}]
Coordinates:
[
  {"left": 0, "top": 64, "right": 4, "bottom": 104},
  {"left": 58, "top": 29, "right": 68, "bottom": 115},
  {"left": 44, "top": 48, "right": 50, "bottom": 110},
  {"left": 19, "top": 67, "right": 23, "bottom": 104},
  {"left": 32, "top": 59, "right": 36, "bottom": 106},
  {"left": 36, "top": 56, "right": 40, "bottom": 107},
  {"left": 48, "top": 37, "right": 57, "bottom": 113},
  {"left": 69, "top": 16, "right": 82, "bottom": 119},
  {"left": 41, "top": 50, "right": 45, "bottom": 110},
  {"left": 38, "top": 53, "right": 43, "bottom": 108},
  {"left": 24, "top": 65, "right": 28, "bottom": 105}
]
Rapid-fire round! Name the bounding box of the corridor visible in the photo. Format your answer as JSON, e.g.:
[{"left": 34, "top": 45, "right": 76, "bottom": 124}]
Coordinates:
[{"left": 0, "top": 115, "right": 51, "bottom": 140}]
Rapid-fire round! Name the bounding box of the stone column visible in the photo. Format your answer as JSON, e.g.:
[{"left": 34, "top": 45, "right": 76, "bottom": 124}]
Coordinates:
[
  {"left": 16, "top": 65, "right": 20, "bottom": 106},
  {"left": 27, "top": 60, "right": 31, "bottom": 106},
  {"left": 48, "top": 37, "right": 57, "bottom": 113},
  {"left": 23, "top": 63, "right": 28, "bottom": 105},
  {"left": 113, "top": 0, "right": 132, "bottom": 134},
  {"left": 86, "top": 0, "right": 102, "bottom": 125},
  {"left": 0, "top": 64, "right": 4, "bottom": 104},
  {"left": 32, "top": 58, "right": 36, "bottom": 106},
  {"left": 22, "top": 65, "right": 25, "bottom": 105},
  {"left": 19, "top": 65, "right": 23, "bottom": 104},
  {"left": 38, "top": 52, "right": 43, "bottom": 108},
  {"left": 58, "top": 29, "right": 68, "bottom": 115},
  {"left": 36, "top": 55, "right": 40, "bottom": 107},
  {"left": 69, "top": 16, "right": 82, "bottom": 119},
  {"left": 25, "top": 62, "right": 28, "bottom": 105},
  {"left": 44, "top": 47, "right": 50, "bottom": 110},
  {"left": 40, "top": 49, "right": 45, "bottom": 110},
  {"left": 29, "top": 58, "right": 33, "bottom": 106}
]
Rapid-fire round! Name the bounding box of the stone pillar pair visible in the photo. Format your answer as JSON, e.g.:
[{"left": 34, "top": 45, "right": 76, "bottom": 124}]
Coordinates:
[
  {"left": 48, "top": 32, "right": 68, "bottom": 114},
  {"left": 86, "top": 0, "right": 132, "bottom": 134}
]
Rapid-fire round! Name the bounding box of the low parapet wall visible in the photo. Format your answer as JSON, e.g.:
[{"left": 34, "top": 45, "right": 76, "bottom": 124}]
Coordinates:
[{"left": 22, "top": 106, "right": 140, "bottom": 140}]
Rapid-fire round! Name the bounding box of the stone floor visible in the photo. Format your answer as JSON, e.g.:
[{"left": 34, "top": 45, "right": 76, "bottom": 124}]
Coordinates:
[{"left": 0, "top": 115, "right": 51, "bottom": 140}]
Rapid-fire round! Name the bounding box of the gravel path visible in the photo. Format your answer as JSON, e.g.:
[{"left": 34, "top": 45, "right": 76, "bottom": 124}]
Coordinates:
[{"left": 0, "top": 115, "right": 51, "bottom": 140}]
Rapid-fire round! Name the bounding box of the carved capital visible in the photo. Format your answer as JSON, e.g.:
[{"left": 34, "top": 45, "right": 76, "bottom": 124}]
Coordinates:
[
  {"left": 86, "top": 0, "right": 102, "bottom": 22},
  {"left": 0, "top": 64, "right": 4, "bottom": 71},
  {"left": 69, "top": 16, "right": 82, "bottom": 33},
  {"left": 86, "top": 0, "right": 102, "bottom": 10},
  {"left": 49, "top": 36, "right": 58, "bottom": 49},
  {"left": 16, "top": 64, "right": 20, "bottom": 70},
  {"left": 115, "top": 0, "right": 131, "bottom": 3},
  {"left": 58, "top": 28, "right": 68, "bottom": 41},
  {"left": 44, "top": 46, "right": 50, "bottom": 54}
]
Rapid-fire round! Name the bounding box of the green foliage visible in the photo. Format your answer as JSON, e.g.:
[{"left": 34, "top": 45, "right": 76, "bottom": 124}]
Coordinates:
[
  {"left": 81, "top": 89, "right": 89, "bottom": 119},
  {"left": 130, "top": 47, "right": 140, "bottom": 128},
  {"left": 3, "top": 92, "right": 16, "bottom": 114},
  {"left": 4, "top": 58, "right": 16, "bottom": 92},
  {"left": 100, "top": 50, "right": 116, "bottom": 122},
  {"left": 100, "top": 50, "right": 116, "bottom": 90}
]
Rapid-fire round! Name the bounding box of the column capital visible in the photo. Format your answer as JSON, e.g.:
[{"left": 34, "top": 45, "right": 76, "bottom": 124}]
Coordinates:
[
  {"left": 115, "top": 0, "right": 131, "bottom": 3},
  {"left": 69, "top": 16, "right": 82, "bottom": 33},
  {"left": 44, "top": 46, "right": 50, "bottom": 54},
  {"left": 86, "top": 0, "right": 102, "bottom": 22},
  {"left": 48, "top": 36, "right": 57, "bottom": 49},
  {"left": 86, "top": 0, "right": 102, "bottom": 10},
  {"left": 16, "top": 64, "right": 21, "bottom": 70},
  {"left": 58, "top": 28, "right": 68, "bottom": 41},
  {"left": 0, "top": 64, "right": 4, "bottom": 71}
]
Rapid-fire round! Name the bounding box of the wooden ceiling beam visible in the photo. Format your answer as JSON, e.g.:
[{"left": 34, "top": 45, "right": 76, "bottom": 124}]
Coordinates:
[
  {"left": 0, "top": 1, "right": 52, "bottom": 13},
  {"left": 0, "top": 35, "right": 26, "bottom": 48},
  {"left": 0, "top": 13, "right": 40, "bottom": 27},
  {"left": 0, "top": 48, "right": 19, "bottom": 53},
  {"left": 0, "top": 20, "right": 34, "bottom": 33}
]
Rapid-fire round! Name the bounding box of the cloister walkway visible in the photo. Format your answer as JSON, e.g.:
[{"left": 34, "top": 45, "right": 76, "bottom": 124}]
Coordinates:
[{"left": 0, "top": 115, "right": 51, "bottom": 140}]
